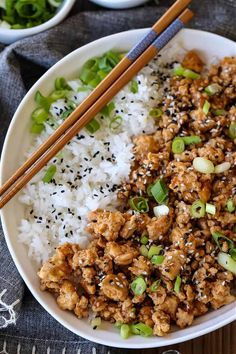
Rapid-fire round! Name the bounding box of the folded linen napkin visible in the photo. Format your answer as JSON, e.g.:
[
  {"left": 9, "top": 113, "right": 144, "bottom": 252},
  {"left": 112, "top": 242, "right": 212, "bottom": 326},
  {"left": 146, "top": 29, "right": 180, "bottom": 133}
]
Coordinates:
[{"left": 0, "top": 1, "right": 235, "bottom": 353}]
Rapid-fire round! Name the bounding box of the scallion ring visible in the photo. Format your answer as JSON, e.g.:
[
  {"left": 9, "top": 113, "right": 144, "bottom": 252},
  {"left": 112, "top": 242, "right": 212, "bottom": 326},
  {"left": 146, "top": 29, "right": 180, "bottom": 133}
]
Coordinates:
[
  {"left": 204, "top": 83, "right": 222, "bottom": 96},
  {"left": 151, "top": 255, "right": 165, "bottom": 265},
  {"left": 174, "top": 275, "right": 182, "bottom": 293},
  {"left": 85, "top": 118, "right": 100, "bottom": 134},
  {"left": 109, "top": 116, "right": 123, "bottom": 132},
  {"left": 211, "top": 231, "right": 234, "bottom": 250},
  {"left": 149, "top": 108, "right": 163, "bottom": 118},
  {"left": 226, "top": 199, "right": 235, "bottom": 213},
  {"left": 228, "top": 122, "right": 236, "bottom": 139},
  {"left": 150, "top": 179, "right": 168, "bottom": 204},
  {"left": 131, "top": 323, "right": 153, "bottom": 337},
  {"left": 129, "top": 197, "right": 149, "bottom": 213},
  {"left": 172, "top": 137, "right": 185, "bottom": 154},
  {"left": 150, "top": 280, "right": 161, "bottom": 292},
  {"left": 42, "top": 165, "right": 57, "bottom": 183},
  {"left": 191, "top": 200, "right": 206, "bottom": 218},
  {"left": 202, "top": 100, "right": 210, "bottom": 115},
  {"left": 206, "top": 203, "right": 216, "bottom": 215},
  {"left": 131, "top": 277, "right": 147, "bottom": 296}
]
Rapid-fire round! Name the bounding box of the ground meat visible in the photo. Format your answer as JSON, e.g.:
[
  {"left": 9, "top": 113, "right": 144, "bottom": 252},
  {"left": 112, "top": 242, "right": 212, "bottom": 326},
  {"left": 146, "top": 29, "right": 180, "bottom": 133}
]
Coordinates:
[{"left": 39, "top": 53, "right": 236, "bottom": 338}]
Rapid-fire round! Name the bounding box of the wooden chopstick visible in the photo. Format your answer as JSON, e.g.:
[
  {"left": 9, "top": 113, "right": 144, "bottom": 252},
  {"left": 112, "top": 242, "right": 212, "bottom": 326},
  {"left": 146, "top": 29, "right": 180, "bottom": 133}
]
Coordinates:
[
  {"left": 0, "top": 0, "right": 191, "bottom": 199},
  {"left": 0, "top": 8, "right": 193, "bottom": 209}
]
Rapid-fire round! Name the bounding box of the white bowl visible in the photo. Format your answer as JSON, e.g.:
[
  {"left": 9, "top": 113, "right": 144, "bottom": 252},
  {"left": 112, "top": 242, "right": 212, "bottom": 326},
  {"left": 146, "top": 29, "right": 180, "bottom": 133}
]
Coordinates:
[
  {"left": 0, "top": 0, "right": 75, "bottom": 44},
  {"left": 1, "top": 28, "right": 236, "bottom": 348},
  {"left": 89, "top": 0, "right": 149, "bottom": 9}
]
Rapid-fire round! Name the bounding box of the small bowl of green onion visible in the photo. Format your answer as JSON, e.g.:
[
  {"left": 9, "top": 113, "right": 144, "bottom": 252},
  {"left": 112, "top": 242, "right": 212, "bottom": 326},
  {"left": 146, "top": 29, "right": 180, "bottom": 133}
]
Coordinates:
[{"left": 0, "top": 0, "right": 75, "bottom": 44}]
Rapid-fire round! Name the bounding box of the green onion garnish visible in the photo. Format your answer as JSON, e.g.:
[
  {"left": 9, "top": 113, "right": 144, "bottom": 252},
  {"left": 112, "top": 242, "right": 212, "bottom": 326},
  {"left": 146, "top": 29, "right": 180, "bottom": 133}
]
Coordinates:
[
  {"left": 109, "top": 116, "right": 123, "bottom": 132},
  {"left": 140, "top": 235, "right": 149, "bottom": 245},
  {"left": 182, "top": 136, "right": 201, "bottom": 145},
  {"left": 31, "top": 107, "right": 48, "bottom": 124},
  {"left": 150, "top": 179, "right": 168, "bottom": 204},
  {"left": 147, "top": 184, "right": 154, "bottom": 197},
  {"left": 217, "top": 252, "right": 236, "bottom": 275},
  {"left": 230, "top": 248, "right": 236, "bottom": 261},
  {"left": 147, "top": 245, "right": 162, "bottom": 259},
  {"left": 226, "top": 199, "right": 235, "bottom": 213},
  {"left": 212, "top": 231, "right": 234, "bottom": 250},
  {"left": 131, "top": 323, "right": 153, "bottom": 337},
  {"left": 202, "top": 100, "right": 210, "bottom": 115},
  {"left": 91, "top": 317, "right": 101, "bottom": 330},
  {"left": 172, "top": 65, "right": 200, "bottom": 79},
  {"left": 131, "top": 277, "right": 147, "bottom": 296},
  {"left": 151, "top": 255, "right": 165, "bottom": 265},
  {"left": 130, "top": 80, "right": 139, "bottom": 94},
  {"left": 100, "top": 102, "right": 115, "bottom": 117},
  {"left": 85, "top": 118, "right": 100, "bottom": 134},
  {"left": 60, "top": 108, "right": 74, "bottom": 120},
  {"left": 139, "top": 245, "right": 148, "bottom": 257},
  {"left": 54, "top": 77, "right": 69, "bottom": 91},
  {"left": 49, "top": 90, "right": 68, "bottom": 102},
  {"left": 172, "top": 137, "right": 185, "bottom": 154},
  {"left": 149, "top": 108, "right": 163, "bottom": 118},
  {"left": 191, "top": 200, "right": 206, "bottom": 218},
  {"left": 228, "top": 122, "right": 236, "bottom": 139},
  {"left": 30, "top": 122, "right": 45, "bottom": 134},
  {"left": 35, "top": 90, "right": 51, "bottom": 112},
  {"left": 193, "top": 157, "right": 215, "bottom": 174},
  {"left": 204, "top": 83, "right": 222, "bottom": 96},
  {"left": 129, "top": 197, "right": 149, "bottom": 213},
  {"left": 150, "top": 279, "right": 161, "bottom": 292},
  {"left": 174, "top": 275, "right": 182, "bottom": 293},
  {"left": 42, "top": 165, "right": 57, "bottom": 183},
  {"left": 205, "top": 203, "right": 216, "bottom": 215},
  {"left": 120, "top": 324, "right": 131, "bottom": 339},
  {"left": 212, "top": 109, "right": 227, "bottom": 116}
]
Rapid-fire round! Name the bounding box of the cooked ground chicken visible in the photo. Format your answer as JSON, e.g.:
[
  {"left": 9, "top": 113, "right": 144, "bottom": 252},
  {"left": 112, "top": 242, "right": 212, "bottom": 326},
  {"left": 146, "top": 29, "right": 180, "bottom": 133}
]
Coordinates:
[{"left": 38, "top": 52, "right": 236, "bottom": 337}]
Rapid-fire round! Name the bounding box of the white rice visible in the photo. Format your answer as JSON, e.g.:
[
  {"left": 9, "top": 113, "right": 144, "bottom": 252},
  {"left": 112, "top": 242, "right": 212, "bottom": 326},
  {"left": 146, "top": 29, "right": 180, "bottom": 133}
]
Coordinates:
[{"left": 18, "top": 45, "right": 185, "bottom": 265}]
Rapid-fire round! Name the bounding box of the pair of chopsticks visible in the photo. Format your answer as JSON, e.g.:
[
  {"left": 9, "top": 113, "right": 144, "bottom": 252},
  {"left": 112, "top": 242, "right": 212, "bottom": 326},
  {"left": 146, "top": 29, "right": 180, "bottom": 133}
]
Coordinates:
[{"left": 0, "top": 0, "right": 193, "bottom": 209}]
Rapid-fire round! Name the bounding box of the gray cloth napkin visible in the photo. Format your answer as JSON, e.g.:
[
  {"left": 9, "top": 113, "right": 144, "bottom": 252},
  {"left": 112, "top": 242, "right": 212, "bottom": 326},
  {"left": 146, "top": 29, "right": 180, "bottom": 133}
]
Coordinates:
[{"left": 0, "top": 1, "right": 235, "bottom": 353}]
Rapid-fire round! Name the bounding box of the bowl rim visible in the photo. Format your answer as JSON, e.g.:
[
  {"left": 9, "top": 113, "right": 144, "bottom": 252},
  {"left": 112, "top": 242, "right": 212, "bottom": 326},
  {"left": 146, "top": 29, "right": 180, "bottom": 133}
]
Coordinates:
[
  {"left": 0, "top": 0, "right": 75, "bottom": 34},
  {"left": 1, "top": 28, "right": 236, "bottom": 349}
]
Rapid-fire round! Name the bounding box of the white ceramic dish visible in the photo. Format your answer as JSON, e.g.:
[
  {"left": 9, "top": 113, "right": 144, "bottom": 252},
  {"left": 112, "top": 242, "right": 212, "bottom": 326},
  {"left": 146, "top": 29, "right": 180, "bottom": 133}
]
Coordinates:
[
  {"left": 89, "top": 0, "right": 149, "bottom": 9},
  {"left": 1, "top": 28, "right": 236, "bottom": 349},
  {"left": 0, "top": 0, "right": 75, "bottom": 44}
]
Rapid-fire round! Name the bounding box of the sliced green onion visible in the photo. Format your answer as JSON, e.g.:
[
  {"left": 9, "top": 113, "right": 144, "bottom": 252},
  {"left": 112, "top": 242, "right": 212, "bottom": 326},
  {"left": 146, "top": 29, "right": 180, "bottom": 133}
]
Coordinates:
[
  {"left": 84, "top": 58, "right": 99, "bottom": 71},
  {"left": 49, "top": 90, "right": 68, "bottom": 102},
  {"left": 115, "top": 321, "right": 123, "bottom": 328},
  {"left": 30, "top": 122, "right": 45, "bottom": 134},
  {"left": 182, "top": 136, "right": 201, "bottom": 145},
  {"left": 131, "top": 277, "right": 147, "bottom": 296},
  {"left": 183, "top": 68, "right": 200, "bottom": 80},
  {"left": 174, "top": 275, "right": 182, "bottom": 293},
  {"left": 191, "top": 200, "right": 206, "bottom": 218},
  {"left": 217, "top": 252, "right": 236, "bottom": 275},
  {"left": 15, "top": 1, "right": 44, "bottom": 19},
  {"left": 150, "top": 279, "right": 161, "bottom": 292},
  {"left": 85, "top": 118, "right": 100, "bottom": 134},
  {"left": 226, "top": 199, "right": 235, "bottom": 213},
  {"left": 202, "top": 100, "right": 210, "bottom": 115},
  {"left": 147, "top": 184, "right": 154, "bottom": 197},
  {"left": 109, "top": 116, "right": 123, "bottom": 132},
  {"left": 31, "top": 107, "right": 48, "bottom": 124},
  {"left": 129, "top": 197, "right": 149, "bottom": 213},
  {"left": 150, "top": 179, "right": 168, "bottom": 204},
  {"left": 193, "top": 157, "right": 215, "bottom": 174},
  {"left": 91, "top": 317, "right": 101, "bottom": 330},
  {"left": 54, "top": 77, "right": 69, "bottom": 90},
  {"left": 79, "top": 69, "right": 97, "bottom": 85},
  {"left": 120, "top": 324, "right": 131, "bottom": 339},
  {"left": 172, "top": 137, "right": 185, "bottom": 154},
  {"left": 42, "top": 165, "right": 57, "bottom": 183},
  {"left": 212, "top": 231, "right": 234, "bottom": 250},
  {"left": 131, "top": 323, "right": 153, "bottom": 337},
  {"left": 130, "top": 80, "right": 138, "bottom": 94},
  {"left": 204, "top": 83, "right": 222, "bottom": 96},
  {"left": 172, "top": 65, "right": 185, "bottom": 76},
  {"left": 151, "top": 255, "right": 165, "bottom": 265},
  {"left": 173, "top": 65, "right": 200, "bottom": 79},
  {"left": 149, "top": 108, "right": 163, "bottom": 118},
  {"left": 228, "top": 122, "right": 236, "bottom": 139},
  {"left": 212, "top": 109, "right": 227, "bottom": 116},
  {"left": 61, "top": 108, "right": 74, "bottom": 120},
  {"left": 140, "top": 245, "right": 148, "bottom": 257},
  {"left": 100, "top": 101, "right": 115, "bottom": 117},
  {"left": 206, "top": 203, "right": 216, "bottom": 215},
  {"left": 35, "top": 90, "right": 51, "bottom": 111},
  {"left": 106, "top": 51, "right": 120, "bottom": 67},
  {"left": 214, "top": 162, "right": 231, "bottom": 174},
  {"left": 229, "top": 248, "right": 236, "bottom": 261},
  {"left": 77, "top": 87, "right": 91, "bottom": 92},
  {"left": 140, "top": 235, "right": 149, "bottom": 245},
  {"left": 148, "top": 245, "right": 162, "bottom": 259}
]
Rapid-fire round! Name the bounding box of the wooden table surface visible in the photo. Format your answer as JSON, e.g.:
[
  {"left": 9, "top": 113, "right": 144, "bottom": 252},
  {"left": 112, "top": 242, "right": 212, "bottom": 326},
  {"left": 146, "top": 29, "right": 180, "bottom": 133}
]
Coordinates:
[{"left": 74, "top": 1, "right": 236, "bottom": 353}]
